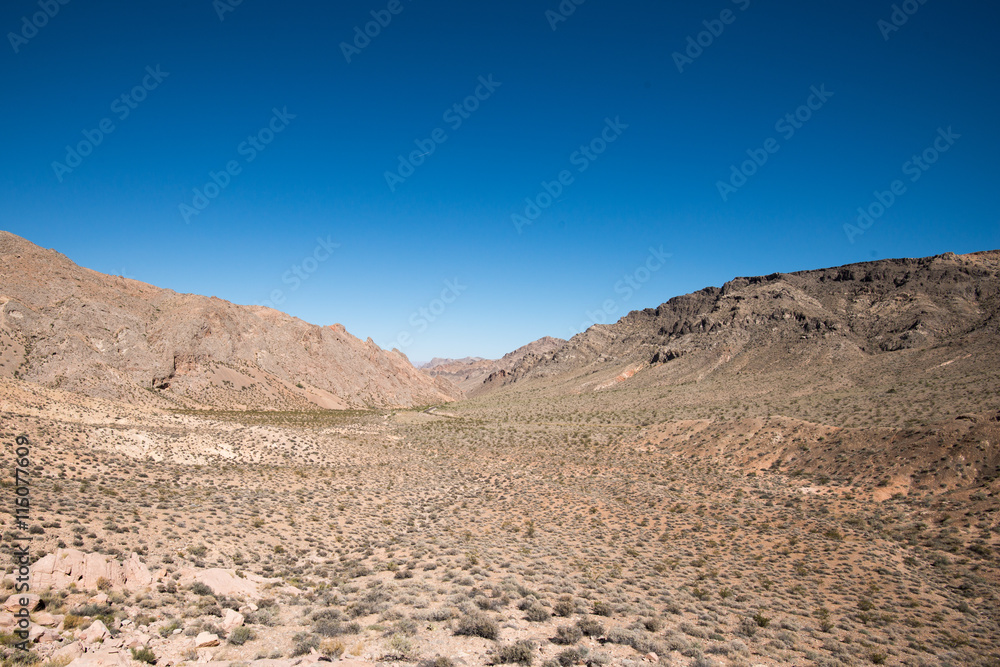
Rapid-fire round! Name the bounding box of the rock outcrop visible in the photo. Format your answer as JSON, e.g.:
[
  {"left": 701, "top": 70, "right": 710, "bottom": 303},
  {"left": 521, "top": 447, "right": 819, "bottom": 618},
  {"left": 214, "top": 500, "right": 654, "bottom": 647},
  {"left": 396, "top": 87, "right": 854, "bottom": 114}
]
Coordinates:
[{"left": 29, "top": 549, "right": 153, "bottom": 592}]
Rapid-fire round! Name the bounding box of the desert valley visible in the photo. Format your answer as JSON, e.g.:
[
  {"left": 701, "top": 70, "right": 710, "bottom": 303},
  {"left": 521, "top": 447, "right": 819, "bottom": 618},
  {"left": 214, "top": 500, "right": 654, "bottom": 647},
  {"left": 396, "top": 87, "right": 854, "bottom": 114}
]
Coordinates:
[{"left": 0, "top": 231, "right": 998, "bottom": 667}]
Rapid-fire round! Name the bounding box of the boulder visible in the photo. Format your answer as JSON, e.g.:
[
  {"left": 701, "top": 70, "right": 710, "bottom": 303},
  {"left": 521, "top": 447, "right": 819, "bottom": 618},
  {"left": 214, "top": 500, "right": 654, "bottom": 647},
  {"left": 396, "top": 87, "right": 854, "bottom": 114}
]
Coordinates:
[
  {"left": 88, "top": 593, "right": 109, "bottom": 604},
  {"left": 221, "top": 608, "right": 244, "bottom": 633},
  {"left": 51, "top": 641, "right": 84, "bottom": 664},
  {"left": 3, "top": 593, "right": 42, "bottom": 611},
  {"left": 32, "top": 611, "right": 59, "bottom": 626},
  {"left": 82, "top": 619, "right": 110, "bottom": 643},
  {"left": 65, "top": 649, "right": 132, "bottom": 667},
  {"left": 195, "top": 631, "right": 220, "bottom": 648}
]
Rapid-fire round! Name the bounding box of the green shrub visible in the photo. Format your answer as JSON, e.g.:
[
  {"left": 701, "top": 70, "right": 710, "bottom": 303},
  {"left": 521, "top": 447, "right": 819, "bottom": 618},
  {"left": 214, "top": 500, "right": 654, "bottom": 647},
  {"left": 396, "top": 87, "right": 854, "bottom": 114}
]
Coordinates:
[{"left": 130, "top": 647, "right": 156, "bottom": 665}]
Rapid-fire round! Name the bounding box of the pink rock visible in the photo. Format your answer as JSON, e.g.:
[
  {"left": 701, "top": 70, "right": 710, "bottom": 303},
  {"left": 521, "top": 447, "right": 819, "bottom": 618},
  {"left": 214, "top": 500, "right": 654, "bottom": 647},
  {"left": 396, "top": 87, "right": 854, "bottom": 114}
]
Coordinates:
[
  {"left": 221, "top": 609, "right": 244, "bottom": 633},
  {"left": 2, "top": 593, "right": 42, "bottom": 611},
  {"left": 32, "top": 611, "right": 58, "bottom": 626},
  {"left": 52, "top": 641, "right": 84, "bottom": 663},
  {"left": 195, "top": 631, "right": 220, "bottom": 647},
  {"left": 82, "top": 619, "right": 110, "bottom": 643}
]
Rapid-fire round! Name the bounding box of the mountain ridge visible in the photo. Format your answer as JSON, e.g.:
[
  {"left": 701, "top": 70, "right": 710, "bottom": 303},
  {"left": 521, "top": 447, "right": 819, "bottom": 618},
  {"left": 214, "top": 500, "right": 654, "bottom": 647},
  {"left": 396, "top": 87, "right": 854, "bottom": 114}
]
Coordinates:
[{"left": 0, "top": 230, "right": 458, "bottom": 410}]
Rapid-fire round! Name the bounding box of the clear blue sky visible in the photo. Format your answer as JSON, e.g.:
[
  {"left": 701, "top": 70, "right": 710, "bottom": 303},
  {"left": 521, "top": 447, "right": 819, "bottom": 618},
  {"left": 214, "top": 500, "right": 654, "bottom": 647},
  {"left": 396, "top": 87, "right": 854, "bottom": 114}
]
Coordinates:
[{"left": 2, "top": 1, "right": 997, "bottom": 362}]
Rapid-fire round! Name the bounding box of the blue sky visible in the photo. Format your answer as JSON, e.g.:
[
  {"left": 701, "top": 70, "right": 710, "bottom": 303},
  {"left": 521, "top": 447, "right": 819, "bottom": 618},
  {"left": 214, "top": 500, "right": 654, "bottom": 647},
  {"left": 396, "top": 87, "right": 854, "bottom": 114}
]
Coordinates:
[{"left": 2, "top": 1, "right": 997, "bottom": 361}]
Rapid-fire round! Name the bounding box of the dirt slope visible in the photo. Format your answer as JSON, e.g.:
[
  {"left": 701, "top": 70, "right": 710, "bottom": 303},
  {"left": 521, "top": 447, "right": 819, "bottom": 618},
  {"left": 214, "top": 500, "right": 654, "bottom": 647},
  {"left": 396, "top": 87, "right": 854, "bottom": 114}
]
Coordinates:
[{"left": 0, "top": 231, "right": 458, "bottom": 409}]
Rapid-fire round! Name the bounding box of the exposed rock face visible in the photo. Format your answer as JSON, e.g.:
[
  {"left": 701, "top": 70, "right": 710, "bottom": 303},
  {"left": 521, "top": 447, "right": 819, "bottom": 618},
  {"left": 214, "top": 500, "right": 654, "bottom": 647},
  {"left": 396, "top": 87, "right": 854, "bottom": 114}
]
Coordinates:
[
  {"left": 0, "top": 231, "right": 458, "bottom": 410},
  {"left": 422, "top": 336, "right": 566, "bottom": 395},
  {"left": 30, "top": 549, "right": 153, "bottom": 592},
  {"left": 175, "top": 567, "right": 276, "bottom": 600},
  {"left": 486, "top": 251, "right": 1000, "bottom": 393}
]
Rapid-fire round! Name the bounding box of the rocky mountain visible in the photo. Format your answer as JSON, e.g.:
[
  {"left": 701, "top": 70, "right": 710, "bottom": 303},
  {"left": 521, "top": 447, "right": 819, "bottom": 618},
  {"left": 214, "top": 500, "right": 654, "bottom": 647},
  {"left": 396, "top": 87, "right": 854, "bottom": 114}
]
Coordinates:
[
  {"left": 476, "top": 251, "right": 1000, "bottom": 426},
  {"left": 421, "top": 336, "right": 566, "bottom": 395},
  {"left": 0, "top": 231, "right": 458, "bottom": 410}
]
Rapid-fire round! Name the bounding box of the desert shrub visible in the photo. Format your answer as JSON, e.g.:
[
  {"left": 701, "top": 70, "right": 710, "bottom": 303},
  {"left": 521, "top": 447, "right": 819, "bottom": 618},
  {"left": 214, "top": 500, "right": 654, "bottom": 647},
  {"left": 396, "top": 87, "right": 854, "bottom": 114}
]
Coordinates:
[
  {"left": 70, "top": 603, "right": 113, "bottom": 618},
  {"left": 130, "top": 648, "right": 156, "bottom": 665},
  {"left": 524, "top": 603, "right": 550, "bottom": 623},
  {"left": 421, "top": 608, "right": 455, "bottom": 622},
  {"left": 216, "top": 595, "right": 241, "bottom": 611},
  {"left": 2, "top": 650, "right": 40, "bottom": 667},
  {"left": 591, "top": 601, "right": 613, "bottom": 617},
  {"left": 384, "top": 633, "right": 415, "bottom": 659},
  {"left": 603, "top": 628, "right": 666, "bottom": 655},
  {"left": 319, "top": 639, "right": 345, "bottom": 659},
  {"left": 753, "top": 612, "right": 771, "bottom": 628},
  {"left": 553, "top": 599, "right": 575, "bottom": 617},
  {"left": 95, "top": 577, "right": 112, "bottom": 592},
  {"left": 158, "top": 620, "right": 181, "bottom": 638},
  {"left": 228, "top": 627, "right": 255, "bottom": 645},
  {"left": 417, "top": 659, "right": 453, "bottom": 667},
  {"left": 189, "top": 583, "right": 213, "bottom": 596},
  {"left": 585, "top": 652, "right": 610, "bottom": 666},
  {"left": 491, "top": 640, "right": 535, "bottom": 665},
  {"left": 291, "top": 632, "right": 319, "bottom": 657},
  {"left": 62, "top": 615, "right": 87, "bottom": 630},
  {"left": 347, "top": 586, "right": 392, "bottom": 619},
  {"left": 576, "top": 618, "right": 603, "bottom": 636},
  {"left": 455, "top": 611, "right": 498, "bottom": 639},
  {"left": 553, "top": 625, "right": 583, "bottom": 645},
  {"left": 556, "top": 648, "right": 585, "bottom": 667},
  {"left": 245, "top": 607, "right": 277, "bottom": 626},
  {"left": 313, "top": 618, "right": 360, "bottom": 637}
]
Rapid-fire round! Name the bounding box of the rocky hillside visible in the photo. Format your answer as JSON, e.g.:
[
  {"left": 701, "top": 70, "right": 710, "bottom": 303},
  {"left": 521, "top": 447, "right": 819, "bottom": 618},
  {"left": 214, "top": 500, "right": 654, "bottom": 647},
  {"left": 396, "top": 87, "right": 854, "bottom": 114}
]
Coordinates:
[
  {"left": 0, "top": 231, "right": 457, "bottom": 410},
  {"left": 474, "top": 251, "right": 1000, "bottom": 427},
  {"left": 421, "top": 336, "right": 566, "bottom": 395}
]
